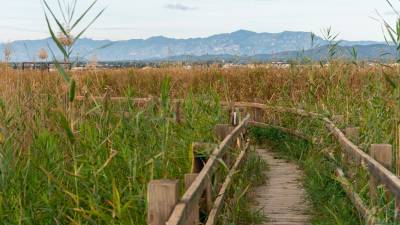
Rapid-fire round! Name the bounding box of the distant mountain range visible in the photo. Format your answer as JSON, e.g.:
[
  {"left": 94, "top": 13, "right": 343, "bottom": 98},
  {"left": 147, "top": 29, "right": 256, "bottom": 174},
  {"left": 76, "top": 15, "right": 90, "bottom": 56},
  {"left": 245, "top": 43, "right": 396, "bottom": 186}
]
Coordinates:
[{"left": 0, "top": 30, "right": 395, "bottom": 62}]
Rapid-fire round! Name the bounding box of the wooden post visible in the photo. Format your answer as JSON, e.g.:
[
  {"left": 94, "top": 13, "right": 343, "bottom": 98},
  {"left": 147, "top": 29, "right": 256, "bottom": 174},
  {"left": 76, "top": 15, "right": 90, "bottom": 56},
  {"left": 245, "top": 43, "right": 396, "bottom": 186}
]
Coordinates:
[
  {"left": 192, "top": 144, "right": 206, "bottom": 173},
  {"left": 191, "top": 143, "right": 214, "bottom": 213},
  {"left": 204, "top": 175, "right": 213, "bottom": 212},
  {"left": 332, "top": 115, "right": 344, "bottom": 125},
  {"left": 147, "top": 180, "right": 179, "bottom": 225},
  {"left": 252, "top": 98, "right": 264, "bottom": 123},
  {"left": 345, "top": 127, "right": 360, "bottom": 145},
  {"left": 370, "top": 144, "right": 392, "bottom": 169},
  {"left": 213, "top": 124, "right": 233, "bottom": 141},
  {"left": 397, "top": 124, "right": 400, "bottom": 176},
  {"left": 231, "top": 110, "right": 239, "bottom": 126},
  {"left": 369, "top": 144, "right": 392, "bottom": 205},
  {"left": 396, "top": 198, "right": 400, "bottom": 221},
  {"left": 253, "top": 107, "right": 264, "bottom": 122},
  {"left": 344, "top": 127, "right": 360, "bottom": 179},
  {"left": 185, "top": 174, "right": 200, "bottom": 225},
  {"left": 175, "top": 102, "right": 182, "bottom": 124}
]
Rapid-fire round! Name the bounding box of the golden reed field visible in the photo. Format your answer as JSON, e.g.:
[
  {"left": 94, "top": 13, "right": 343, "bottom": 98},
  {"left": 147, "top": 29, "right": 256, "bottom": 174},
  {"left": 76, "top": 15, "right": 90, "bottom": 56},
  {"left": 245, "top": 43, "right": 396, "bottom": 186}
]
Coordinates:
[{"left": 0, "top": 63, "right": 399, "bottom": 224}]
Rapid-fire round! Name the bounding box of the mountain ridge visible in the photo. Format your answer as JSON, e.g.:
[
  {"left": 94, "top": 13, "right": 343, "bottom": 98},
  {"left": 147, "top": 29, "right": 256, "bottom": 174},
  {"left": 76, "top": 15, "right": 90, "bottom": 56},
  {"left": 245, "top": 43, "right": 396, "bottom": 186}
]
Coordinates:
[{"left": 0, "top": 30, "right": 388, "bottom": 62}]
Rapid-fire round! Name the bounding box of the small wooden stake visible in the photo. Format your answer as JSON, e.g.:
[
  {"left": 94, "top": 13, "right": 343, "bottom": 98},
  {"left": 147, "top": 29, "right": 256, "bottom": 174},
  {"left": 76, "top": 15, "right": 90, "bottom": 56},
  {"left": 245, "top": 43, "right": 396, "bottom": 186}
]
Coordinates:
[
  {"left": 185, "top": 174, "right": 200, "bottom": 225},
  {"left": 147, "top": 180, "right": 179, "bottom": 225}
]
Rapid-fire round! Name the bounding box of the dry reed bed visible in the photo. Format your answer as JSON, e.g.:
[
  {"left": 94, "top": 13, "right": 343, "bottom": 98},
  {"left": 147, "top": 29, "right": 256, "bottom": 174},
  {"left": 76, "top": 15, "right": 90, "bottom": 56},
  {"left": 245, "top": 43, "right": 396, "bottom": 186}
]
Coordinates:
[
  {"left": 0, "top": 64, "right": 398, "bottom": 224},
  {"left": 0, "top": 64, "right": 397, "bottom": 149}
]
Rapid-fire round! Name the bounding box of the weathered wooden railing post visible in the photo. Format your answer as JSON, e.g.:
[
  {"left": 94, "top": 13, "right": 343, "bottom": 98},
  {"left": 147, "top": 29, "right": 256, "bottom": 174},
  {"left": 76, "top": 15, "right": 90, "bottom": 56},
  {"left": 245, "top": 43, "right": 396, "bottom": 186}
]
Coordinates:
[
  {"left": 213, "top": 120, "right": 236, "bottom": 202},
  {"left": 332, "top": 115, "right": 345, "bottom": 125},
  {"left": 214, "top": 125, "right": 234, "bottom": 142},
  {"left": 397, "top": 196, "right": 400, "bottom": 221},
  {"left": 175, "top": 101, "right": 182, "bottom": 124},
  {"left": 253, "top": 107, "right": 264, "bottom": 122},
  {"left": 252, "top": 98, "right": 264, "bottom": 122},
  {"left": 369, "top": 144, "right": 392, "bottom": 205},
  {"left": 345, "top": 127, "right": 360, "bottom": 145},
  {"left": 185, "top": 174, "right": 200, "bottom": 225},
  {"left": 231, "top": 110, "right": 239, "bottom": 126},
  {"left": 344, "top": 127, "right": 360, "bottom": 181},
  {"left": 192, "top": 143, "right": 213, "bottom": 212},
  {"left": 147, "top": 180, "right": 179, "bottom": 225}
]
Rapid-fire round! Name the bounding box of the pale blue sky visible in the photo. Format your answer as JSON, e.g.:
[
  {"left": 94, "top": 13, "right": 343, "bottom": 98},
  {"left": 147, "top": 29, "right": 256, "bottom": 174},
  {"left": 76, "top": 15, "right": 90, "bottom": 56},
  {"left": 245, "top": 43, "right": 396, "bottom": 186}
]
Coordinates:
[{"left": 0, "top": 0, "right": 398, "bottom": 42}]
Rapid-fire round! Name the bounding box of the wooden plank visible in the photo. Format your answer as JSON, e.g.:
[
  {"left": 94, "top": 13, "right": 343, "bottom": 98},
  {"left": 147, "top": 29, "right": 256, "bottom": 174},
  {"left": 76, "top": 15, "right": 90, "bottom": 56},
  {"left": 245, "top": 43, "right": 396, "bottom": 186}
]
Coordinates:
[
  {"left": 205, "top": 140, "right": 250, "bottom": 225},
  {"left": 185, "top": 174, "right": 200, "bottom": 225},
  {"left": 75, "top": 95, "right": 153, "bottom": 103},
  {"left": 263, "top": 105, "right": 322, "bottom": 118},
  {"left": 221, "top": 101, "right": 267, "bottom": 110},
  {"left": 166, "top": 115, "right": 250, "bottom": 225},
  {"left": 147, "top": 180, "right": 179, "bottom": 225}
]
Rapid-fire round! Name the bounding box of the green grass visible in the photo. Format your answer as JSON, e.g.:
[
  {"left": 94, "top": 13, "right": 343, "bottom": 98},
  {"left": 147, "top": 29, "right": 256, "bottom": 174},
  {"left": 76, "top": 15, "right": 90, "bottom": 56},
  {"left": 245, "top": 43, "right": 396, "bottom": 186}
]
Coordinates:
[
  {"left": 0, "top": 82, "right": 270, "bottom": 224},
  {"left": 217, "top": 148, "right": 268, "bottom": 225},
  {"left": 0, "top": 90, "right": 223, "bottom": 224}
]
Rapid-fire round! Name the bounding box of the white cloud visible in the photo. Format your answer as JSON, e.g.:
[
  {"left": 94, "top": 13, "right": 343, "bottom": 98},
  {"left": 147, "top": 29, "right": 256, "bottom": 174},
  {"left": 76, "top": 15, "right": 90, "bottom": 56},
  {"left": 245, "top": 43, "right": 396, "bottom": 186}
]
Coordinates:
[{"left": 165, "top": 3, "right": 197, "bottom": 11}]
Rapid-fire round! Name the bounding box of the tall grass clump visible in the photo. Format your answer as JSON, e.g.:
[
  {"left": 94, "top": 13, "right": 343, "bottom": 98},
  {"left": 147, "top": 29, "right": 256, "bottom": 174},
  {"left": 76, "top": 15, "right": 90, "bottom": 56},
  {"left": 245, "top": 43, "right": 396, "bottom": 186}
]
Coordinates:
[
  {"left": 0, "top": 73, "right": 226, "bottom": 223},
  {"left": 379, "top": 0, "right": 400, "bottom": 175},
  {"left": 43, "top": 0, "right": 106, "bottom": 135}
]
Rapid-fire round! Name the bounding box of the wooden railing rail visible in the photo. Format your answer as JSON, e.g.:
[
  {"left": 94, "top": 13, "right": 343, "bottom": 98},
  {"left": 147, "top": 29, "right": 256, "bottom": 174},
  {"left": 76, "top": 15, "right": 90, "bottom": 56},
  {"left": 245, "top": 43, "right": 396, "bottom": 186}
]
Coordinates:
[{"left": 165, "top": 115, "right": 250, "bottom": 225}]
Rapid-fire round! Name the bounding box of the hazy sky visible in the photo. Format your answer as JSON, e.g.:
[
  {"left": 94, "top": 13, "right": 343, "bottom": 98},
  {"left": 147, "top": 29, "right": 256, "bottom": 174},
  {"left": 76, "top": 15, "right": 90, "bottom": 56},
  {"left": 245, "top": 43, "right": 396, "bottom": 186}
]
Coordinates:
[{"left": 0, "top": 0, "right": 398, "bottom": 42}]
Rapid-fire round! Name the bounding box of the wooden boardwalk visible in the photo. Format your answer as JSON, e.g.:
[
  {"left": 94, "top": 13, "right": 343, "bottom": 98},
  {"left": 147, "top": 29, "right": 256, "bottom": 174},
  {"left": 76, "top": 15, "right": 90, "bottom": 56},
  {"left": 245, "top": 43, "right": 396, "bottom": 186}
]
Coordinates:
[{"left": 254, "top": 148, "right": 311, "bottom": 225}]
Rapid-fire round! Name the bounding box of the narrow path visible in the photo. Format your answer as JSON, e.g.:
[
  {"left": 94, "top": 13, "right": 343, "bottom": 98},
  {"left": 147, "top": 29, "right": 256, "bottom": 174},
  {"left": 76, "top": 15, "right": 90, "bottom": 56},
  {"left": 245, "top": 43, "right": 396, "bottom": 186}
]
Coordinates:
[{"left": 254, "top": 148, "right": 311, "bottom": 225}]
